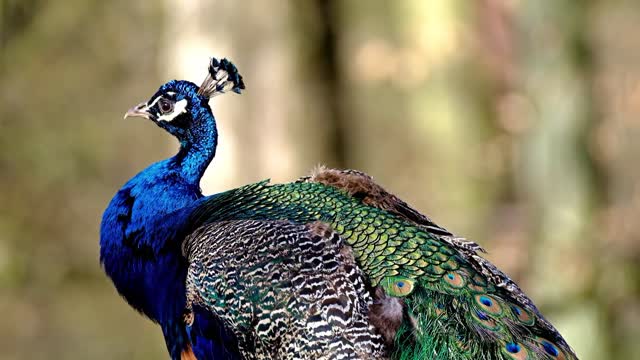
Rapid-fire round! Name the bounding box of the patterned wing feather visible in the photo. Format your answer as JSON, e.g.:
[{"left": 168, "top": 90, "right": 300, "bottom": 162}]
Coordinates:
[
  {"left": 182, "top": 219, "right": 386, "bottom": 360},
  {"left": 188, "top": 168, "right": 577, "bottom": 360}
]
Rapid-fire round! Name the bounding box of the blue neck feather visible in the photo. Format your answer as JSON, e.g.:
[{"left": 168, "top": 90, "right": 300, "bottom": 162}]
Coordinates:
[
  {"left": 174, "top": 99, "right": 218, "bottom": 183},
  {"left": 100, "top": 98, "right": 220, "bottom": 358}
]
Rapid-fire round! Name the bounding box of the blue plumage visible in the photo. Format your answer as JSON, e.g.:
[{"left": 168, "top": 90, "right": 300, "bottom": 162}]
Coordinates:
[
  {"left": 100, "top": 66, "right": 243, "bottom": 359},
  {"left": 100, "top": 159, "right": 198, "bottom": 357}
]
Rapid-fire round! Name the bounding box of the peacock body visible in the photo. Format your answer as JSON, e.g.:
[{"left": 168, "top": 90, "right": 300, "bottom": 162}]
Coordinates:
[{"left": 100, "top": 57, "right": 578, "bottom": 360}]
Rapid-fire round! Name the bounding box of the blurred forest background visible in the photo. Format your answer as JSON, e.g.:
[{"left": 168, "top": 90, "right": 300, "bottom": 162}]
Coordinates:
[{"left": 1, "top": 0, "right": 639, "bottom": 359}]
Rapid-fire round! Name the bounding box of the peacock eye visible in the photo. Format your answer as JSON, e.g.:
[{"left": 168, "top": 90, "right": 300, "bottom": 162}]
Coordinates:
[{"left": 158, "top": 98, "right": 174, "bottom": 114}]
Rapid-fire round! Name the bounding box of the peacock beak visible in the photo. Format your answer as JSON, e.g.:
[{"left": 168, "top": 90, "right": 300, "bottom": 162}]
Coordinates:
[{"left": 124, "top": 102, "right": 152, "bottom": 120}]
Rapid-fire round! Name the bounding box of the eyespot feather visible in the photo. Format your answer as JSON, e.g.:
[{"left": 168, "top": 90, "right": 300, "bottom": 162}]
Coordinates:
[{"left": 474, "top": 294, "right": 503, "bottom": 316}]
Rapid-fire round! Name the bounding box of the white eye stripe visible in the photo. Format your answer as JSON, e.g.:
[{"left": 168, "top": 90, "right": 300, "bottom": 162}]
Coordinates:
[
  {"left": 157, "top": 99, "right": 188, "bottom": 122},
  {"left": 147, "top": 95, "right": 164, "bottom": 109}
]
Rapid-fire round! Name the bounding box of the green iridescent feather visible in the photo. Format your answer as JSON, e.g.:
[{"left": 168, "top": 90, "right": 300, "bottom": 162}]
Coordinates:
[{"left": 185, "top": 176, "right": 577, "bottom": 360}]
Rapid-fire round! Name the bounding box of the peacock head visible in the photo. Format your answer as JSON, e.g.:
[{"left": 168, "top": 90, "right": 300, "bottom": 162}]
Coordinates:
[{"left": 124, "top": 58, "right": 244, "bottom": 140}]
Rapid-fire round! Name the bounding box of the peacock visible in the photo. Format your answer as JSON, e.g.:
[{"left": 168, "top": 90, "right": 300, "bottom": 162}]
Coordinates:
[{"left": 100, "top": 57, "right": 578, "bottom": 360}]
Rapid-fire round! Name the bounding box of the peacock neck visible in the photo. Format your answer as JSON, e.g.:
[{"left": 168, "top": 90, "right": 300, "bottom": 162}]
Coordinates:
[{"left": 172, "top": 112, "right": 218, "bottom": 184}]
